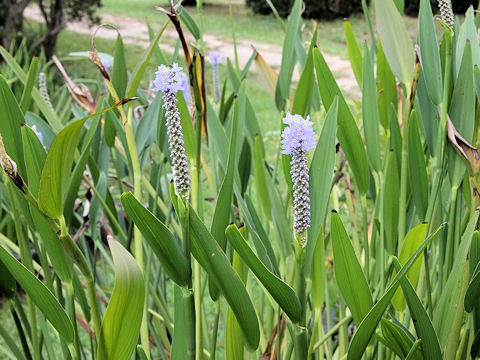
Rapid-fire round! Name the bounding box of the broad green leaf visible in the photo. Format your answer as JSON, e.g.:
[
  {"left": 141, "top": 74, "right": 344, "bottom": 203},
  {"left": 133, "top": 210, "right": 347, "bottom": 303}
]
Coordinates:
[
  {"left": 189, "top": 206, "right": 260, "bottom": 350},
  {"left": 121, "top": 192, "right": 190, "bottom": 286},
  {"left": 292, "top": 24, "right": 317, "bottom": 117},
  {"left": 0, "top": 243, "right": 74, "bottom": 343},
  {"left": 392, "top": 223, "right": 427, "bottom": 311},
  {"left": 376, "top": 0, "right": 415, "bottom": 84},
  {"left": 38, "top": 118, "right": 86, "bottom": 218},
  {"left": 408, "top": 113, "right": 428, "bottom": 220},
  {"left": 347, "top": 224, "right": 444, "bottom": 360},
  {"left": 392, "top": 258, "right": 443, "bottom": 360},
  {"left": 171, "top": 285, "right": 187, "bottom": 360},
  {"left": 313, "top": 47, "right": 369, "bottom": 194},
  {"left": 305, "top": 98, "right": 338, "bottom": 274},
  {"left": 98, "top": 238, "right": 145, "bottom": 360},
  {"left": 417, "top": 70, "right": 438, "bottom": 156},
  {"left": 419, "top": 0, "right": 443, "bottom": 105},
  {"left": 275, "top": 0, "right": 302, "bottom": 110},
  {"left": 331, "top": 211, "right": 373, "bottom": 325},
  {"left": 22, "top": 124, "right": 73, "bottom": 282},
  {"left": 362, "top": 42, "right": 381, "bottom": 172},
  {"left": 226, "top": 224, "right": 301, "bottom": 323},
  {"left": 380, "top": 319, "right": 419, "bottom": 360},
  {"left": 344, "top": 20, "right": 363, "bottom": 88}
]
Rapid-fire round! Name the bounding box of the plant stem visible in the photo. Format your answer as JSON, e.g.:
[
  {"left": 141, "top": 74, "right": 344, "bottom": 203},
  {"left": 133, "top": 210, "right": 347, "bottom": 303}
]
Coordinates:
[{"left": 294, "top": 243, "right": 307, "bottom": 360}]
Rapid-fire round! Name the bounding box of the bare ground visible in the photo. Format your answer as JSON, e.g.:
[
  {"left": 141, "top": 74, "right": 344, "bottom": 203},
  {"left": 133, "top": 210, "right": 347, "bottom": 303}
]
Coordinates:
[{"left": 24, "top": 5, "right": 359, "bottom": 95}]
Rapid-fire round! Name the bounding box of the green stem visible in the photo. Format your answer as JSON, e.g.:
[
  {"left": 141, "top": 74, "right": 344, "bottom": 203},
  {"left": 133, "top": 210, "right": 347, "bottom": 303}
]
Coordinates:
[
  {"left": 294, "top": 244, "right": 307, "bottom": 360},
  {"left": 209, "top": 302, "right": 221, "bottom": 360}
]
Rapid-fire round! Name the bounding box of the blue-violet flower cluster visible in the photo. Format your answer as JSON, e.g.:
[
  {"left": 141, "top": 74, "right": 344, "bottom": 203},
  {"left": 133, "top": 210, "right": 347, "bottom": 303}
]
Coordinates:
[
  {"left": 281, "top": 113, "right": 316, "bottom": 244},
  {"left": 208, "top": 51, "right": 222, "bottom": 102},
  {"left": 154, "top": 63, "right": 191, "bottom": 200}
]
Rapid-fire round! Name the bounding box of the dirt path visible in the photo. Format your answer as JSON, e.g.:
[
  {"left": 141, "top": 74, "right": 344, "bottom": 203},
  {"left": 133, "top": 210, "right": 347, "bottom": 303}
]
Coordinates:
[{"left": 25, "top": 5, "right": 358, "bottom": 95}]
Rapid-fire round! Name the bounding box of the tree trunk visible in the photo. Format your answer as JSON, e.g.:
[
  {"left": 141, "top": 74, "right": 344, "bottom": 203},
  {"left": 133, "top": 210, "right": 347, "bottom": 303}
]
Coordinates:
[{"left": 0, "top": 0, "right": 31, "bottom": 50}]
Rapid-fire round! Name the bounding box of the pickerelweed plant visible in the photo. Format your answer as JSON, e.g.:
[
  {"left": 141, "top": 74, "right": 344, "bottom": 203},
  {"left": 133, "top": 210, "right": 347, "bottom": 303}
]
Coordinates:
[{"left": 2, "top": 0, "right": 480, "bottom": 359}]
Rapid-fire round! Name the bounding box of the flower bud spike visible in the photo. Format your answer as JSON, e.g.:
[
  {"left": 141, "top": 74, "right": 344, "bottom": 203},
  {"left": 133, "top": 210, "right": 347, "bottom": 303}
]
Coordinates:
[
  {"left": 153, "top": 63, "right": 191, "bottom": 200},
  {"left": 281, "top": 113, "right": 316, "bottom": 245}
]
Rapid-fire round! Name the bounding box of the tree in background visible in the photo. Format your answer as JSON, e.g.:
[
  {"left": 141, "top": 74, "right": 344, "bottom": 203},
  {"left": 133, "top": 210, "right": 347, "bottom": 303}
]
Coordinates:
[{"left": 0, "top": 0, "right": 101, "bottom": 59}]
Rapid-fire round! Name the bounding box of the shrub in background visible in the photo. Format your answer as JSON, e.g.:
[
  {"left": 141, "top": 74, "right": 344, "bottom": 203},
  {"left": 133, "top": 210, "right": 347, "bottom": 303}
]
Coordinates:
[
  {"left": 404, "top": 0, "right": 477, "bottom": 16},
  {"left": 245, "top": 0, "right": 366, "bottom": 19}
]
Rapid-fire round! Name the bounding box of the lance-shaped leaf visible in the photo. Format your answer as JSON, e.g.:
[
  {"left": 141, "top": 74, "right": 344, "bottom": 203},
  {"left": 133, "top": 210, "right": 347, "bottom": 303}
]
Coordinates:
[
  {"left": 253, "top": 48, "right": 278, "bottom": 101},
  {"left": 379, "top": 319, "right": 420, "bottom": 360},
  {"left": 392, "top": 258, "right": 443, "bottom": 360},
  {"left": 121, "top": 192, "right": 190, "bottom": 287},
  {"left": 189, "top": 206, "right": 260, "bottom": 350},
  {"left": 97, "top": 238, "right": 145, "bottom": 360},
  {"left": 331, "top": 211, "right": 373, "bottom": 325},
  {"left": 344, "top": 20, "right": 363, "bottom": 88},
  {"left": 0, "top": 243, "right": 74, "bottom": 343},
  {"left": 226, "top": 224, "right": 301, "bottom": 323},
  {"left": 347, "top": 224, "right": 445, "bottom": 360},
  {"left": 376, "top": 0, "right": 414, "bottom": 84}
]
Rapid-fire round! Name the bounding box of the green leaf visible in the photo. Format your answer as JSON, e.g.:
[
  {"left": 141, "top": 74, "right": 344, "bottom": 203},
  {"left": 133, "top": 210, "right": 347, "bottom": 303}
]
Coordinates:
[
  {"left": 465, "top": 259, "right": 480, "bottom": 313},
  {"left": 98, "top": 238, "right": 145, "bottom": 360},
  {"left": 455, "top": 7, "right": 480, "bottom": 76},
  {"left": 418, "top": 0, "right": 443, "bottom": 105},
  {"left": 313, "top": 47, "right": 369, "bottom": 194},
  {"left": 377, "top": 41, "right": 397, "bottom": 130},
  {"left": 362, "top": 42, "right": 381, "bottom": 172},
  {"left": 347, "top": 224, "right": 444, "bottom": 360},
  {"left": 121, "top": 192, "right": 190, "bottom": 287},
  {"left": 407, "top": 113, "right": 428, "bottom": 220},
  {"left": 392, "top": 222, "right": 427, "bottom": 311},
  {"left": 171, "top": 285, "right": 187, "bottom": 360},
  {"left": 383, "top": 150, "right": 400, "bottom": 254},
  {"left": 211, "top": 88, "right": 242, "bottom": 250},
  {"left": 178, "top": 6, "right": 201, "bottom": 40},
  {"left": 305, "top": 98, "right": 338, "bottom": 274},
  {"left": 189, "top": 206, "right": 260, "bottom": 350},
  {"left": 448, "top": 40, "right": 475, "bottom": 189},
  {"left": 344, "top": 20, "right": 363, "bottom": 88},
  {"left": 0, "top": 75, "right": 27, "bottom": 178},
  {"left": 22, "top": 124, "right": 73, "bottom": 282},
  {"left": 112, "top": 35, "right": 128, "bottom": 99},
  {"left": 0, "top": 258, "right": 15, "bottom": 299},
  {"left": 292, "top": 25, "right": 318, "bottom": 117},
  {"left": 38, "top": 118, "right": 86, "bottom": 219},
  {"left": 331, "top": 211, "right": 373, "bottom": 325},
  {"left": 0, "top": 243, "right": 74, "bottom": 343},
  {"left": 375, "top": 0, "right": 415, "bottom": 84},
  {"left": 226, "top": 224, "right": 301, "bottom": 323},
  {"left": 392, "top": 258, "right": 443, "bottom": 360},
  {"left": 380, "top": 319, "right": 419, "bottom": 360},
  {"left": 127, "top": 23, "right": 167, "bottom": 98},
  {"left": 19, "top": 57, "right": 39, "bottom": 113},
  {"left": 226, "top": 247, "right": 247, "bottom": 360},
  {"left": 434, "top": 216, "right": 478, "bottom": 345},
  {"left": 275, "top": 0, "right": 302, "bottom": 110}
]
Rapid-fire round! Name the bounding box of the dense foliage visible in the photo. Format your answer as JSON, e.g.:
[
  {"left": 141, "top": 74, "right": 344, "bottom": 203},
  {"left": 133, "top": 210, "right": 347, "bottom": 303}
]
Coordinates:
[
  {"left": 1, "top": 0, "right": 480, "bottom": 359},
  {"left": 245, "top": 0, "right": 366, "bottom": 19}
]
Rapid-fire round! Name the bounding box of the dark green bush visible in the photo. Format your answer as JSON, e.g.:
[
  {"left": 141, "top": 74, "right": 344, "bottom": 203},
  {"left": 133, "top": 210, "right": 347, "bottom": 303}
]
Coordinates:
[
  {"left": 245, "top": 0, "right": 366, "bottom": 20},
  {"left": 404, "top": 0, "right": 477, "bottom": 17}
]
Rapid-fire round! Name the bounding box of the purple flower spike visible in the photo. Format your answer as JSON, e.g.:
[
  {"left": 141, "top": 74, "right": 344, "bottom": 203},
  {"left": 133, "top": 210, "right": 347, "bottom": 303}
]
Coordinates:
[
  {"left": 208, "top": 51, "right": 222, "bottom": 102},
  {"left": 153, "top": 63, "right": 185, "bottom": 95},
  {"left": 153, "top": 63, "right": 191, "bottom": 200},
  {"left": 208, "top": 51, "right": 222, "bottom": 66},
  {"left": 281, "top": 113, "right": 316, "bottom": 245}
]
